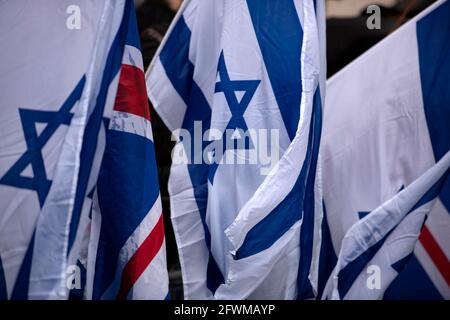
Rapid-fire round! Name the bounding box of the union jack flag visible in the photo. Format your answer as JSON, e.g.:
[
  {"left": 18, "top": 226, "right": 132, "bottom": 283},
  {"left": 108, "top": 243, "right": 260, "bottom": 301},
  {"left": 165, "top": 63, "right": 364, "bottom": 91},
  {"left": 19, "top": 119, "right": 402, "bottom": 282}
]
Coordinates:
[{"left": 84, "top": 0, "right": 169, "bottom": 300}]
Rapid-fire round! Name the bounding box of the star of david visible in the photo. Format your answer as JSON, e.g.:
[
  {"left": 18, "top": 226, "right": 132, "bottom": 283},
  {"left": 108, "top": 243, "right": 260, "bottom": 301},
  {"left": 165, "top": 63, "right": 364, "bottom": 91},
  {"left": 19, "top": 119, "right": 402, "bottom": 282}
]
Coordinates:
[
  {"left": 207, "top": 51, "right": 261, "bottom": 183},
  {"left": 0, "top": 77, "right": 85, "bottom": 207}
]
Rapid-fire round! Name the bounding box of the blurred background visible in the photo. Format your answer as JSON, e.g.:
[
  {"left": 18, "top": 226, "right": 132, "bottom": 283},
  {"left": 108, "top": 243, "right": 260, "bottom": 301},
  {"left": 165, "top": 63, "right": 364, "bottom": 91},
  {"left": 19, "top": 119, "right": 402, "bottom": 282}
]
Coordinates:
[{"left": 134, "top": 0, "right": 438, "bottom": 299}]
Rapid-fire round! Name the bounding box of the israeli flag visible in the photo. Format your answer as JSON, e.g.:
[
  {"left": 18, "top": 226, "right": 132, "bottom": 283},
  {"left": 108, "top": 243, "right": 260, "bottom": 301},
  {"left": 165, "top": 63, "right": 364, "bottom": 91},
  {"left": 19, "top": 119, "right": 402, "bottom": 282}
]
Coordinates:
[
  {"left": 319, "top": 0, "right": 450, "bottom": 299},
  {"left": 325, "top": 151, "right": 450, "bottom": 299},
  {"left": 0, "top": 0, "right": 128, "bottom": 299},
  {"left": 147, "top": 0, "right": 326, "bottom": 299}
]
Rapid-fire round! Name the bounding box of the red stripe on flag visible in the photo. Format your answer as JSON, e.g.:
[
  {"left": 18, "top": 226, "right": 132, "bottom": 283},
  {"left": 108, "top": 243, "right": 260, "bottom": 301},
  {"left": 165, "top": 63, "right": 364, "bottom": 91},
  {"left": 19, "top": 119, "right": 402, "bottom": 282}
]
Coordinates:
[
  {"left": 114, "top": 64, "right": 151, "bottom": 121},
  {"left": 116, "top": 213, "right": 165, "bottom": 300},
  {"left": 419, "top": 225, "right": 450, "bottom": 287}
]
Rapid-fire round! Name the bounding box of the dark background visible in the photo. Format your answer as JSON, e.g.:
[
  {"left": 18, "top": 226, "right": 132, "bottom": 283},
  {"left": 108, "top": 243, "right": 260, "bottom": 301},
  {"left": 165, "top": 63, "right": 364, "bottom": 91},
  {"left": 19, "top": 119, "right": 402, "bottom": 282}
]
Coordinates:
[{"left": 135, "top": 0, "right": 437, "bottom": 299}]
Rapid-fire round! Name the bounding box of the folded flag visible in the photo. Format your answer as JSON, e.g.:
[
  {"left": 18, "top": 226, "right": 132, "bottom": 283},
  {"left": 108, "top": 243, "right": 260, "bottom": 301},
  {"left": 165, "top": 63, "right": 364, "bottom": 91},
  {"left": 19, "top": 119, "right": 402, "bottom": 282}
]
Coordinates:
[
  {"left": 319, "top": 0, "right": 450, "bottom": 299},
  {"left": 326, "top": 151, "right": 450, "bottom": 299}
]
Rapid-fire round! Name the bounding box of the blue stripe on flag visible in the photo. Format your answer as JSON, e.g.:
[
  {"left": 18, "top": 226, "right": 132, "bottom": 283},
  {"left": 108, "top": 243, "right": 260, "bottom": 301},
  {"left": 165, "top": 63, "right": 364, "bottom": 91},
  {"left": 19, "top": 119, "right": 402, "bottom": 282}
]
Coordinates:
[
  {"left": 234, "top": 167, "right": 304, "bottom": 259},
  {"left": 11, "top": 233, "right": 35, "bottom": 300},
  {"left": 125, "top": 1, "right": 141, "bottom": 50},
  {"left": 0, "top": 255, "right": 7, "bottom": 300},
  {"left": 67, "top": 0, "right": 134, "bottom": 252},
  {"left": 159, "top": 17, "right": 194, "bottom": 108},
  {"left": 297, "top": 88, "right": 323, "bottom": 299},
  {"left": 235, "top": 91, "right": 320, "bottom": 260},
  {"left": 93, "top": 131, "right": 160, "bottom": 298},
  {"left": 317, "top": 201, "right": 338, "bottom": 298},
  {"left": 417, "top": 0, "right": 450, "bottom": 214},
  {"left": 246, "top": 0, "right": 304, "bottom": 141},
  {"left": 337, "top": 169, "right": 450, "bottom": 298},
  {"left": 158, "top": 16, "right": 223, "bottom": 293}
]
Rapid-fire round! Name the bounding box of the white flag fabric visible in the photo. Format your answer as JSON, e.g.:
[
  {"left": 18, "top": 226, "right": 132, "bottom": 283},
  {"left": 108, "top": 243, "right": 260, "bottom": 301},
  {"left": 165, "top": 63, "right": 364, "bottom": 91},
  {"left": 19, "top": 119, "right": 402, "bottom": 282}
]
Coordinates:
[
  {"left": 147, "top": 0, "right": 326, "bottom": 299},
  {"left": 319, "top": 0, "right": 450, "bottom": 299},
  {"left": 0, "top": 0, "right": 128, "bottom": 299}
]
